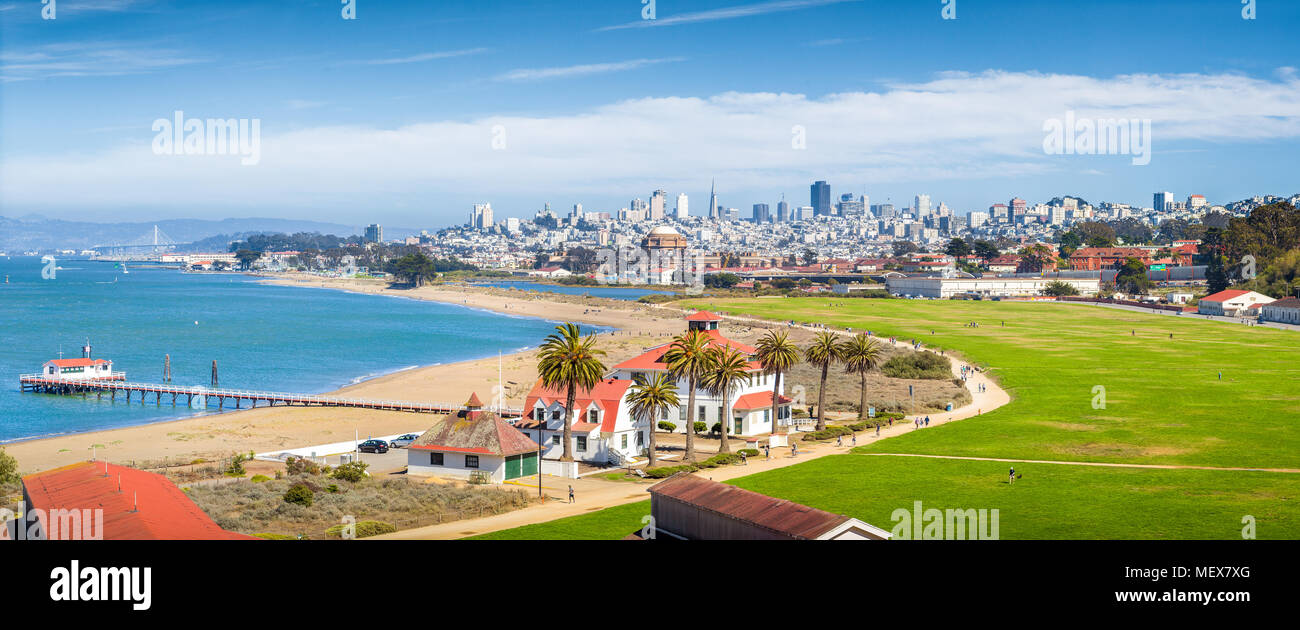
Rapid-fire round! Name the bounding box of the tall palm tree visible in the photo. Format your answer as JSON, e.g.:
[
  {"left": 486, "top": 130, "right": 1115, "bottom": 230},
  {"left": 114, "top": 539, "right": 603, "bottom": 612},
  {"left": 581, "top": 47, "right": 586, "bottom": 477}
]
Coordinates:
[
  {"left": 662, "top": 329, "right": 712, "bottom": 462},
  {"left": 536, "top": 323, "right": 607, "bottom": 462},
  {"left": 755, "top": 330, "right": 801, "bottom": 434},
  {"left": 805, "top": 331, "right": 844, "bottom": 431},
  {"left": 699, "top": 346, "right": 750, "bottom": 454},
  {"left": 626, "top": 373, "right": 679, "bottom": 468},
  {"left": 840, "top": 333, "right": 884, "bottom": 423}
]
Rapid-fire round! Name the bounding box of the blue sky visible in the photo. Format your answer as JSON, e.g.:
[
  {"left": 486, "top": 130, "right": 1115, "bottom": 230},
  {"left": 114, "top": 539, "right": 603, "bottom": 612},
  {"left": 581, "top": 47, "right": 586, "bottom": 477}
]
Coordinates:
[{"left": 1, "top": 0, "right": 1297, "bottom": 227}]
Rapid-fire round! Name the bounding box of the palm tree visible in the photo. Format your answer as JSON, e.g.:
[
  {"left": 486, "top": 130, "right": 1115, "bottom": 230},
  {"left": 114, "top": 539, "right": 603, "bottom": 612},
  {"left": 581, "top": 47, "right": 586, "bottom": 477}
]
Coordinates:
[
  {"left": 805, "top": 331, "right": 844, "bottom": 431},
  {"left": 840, "top": 333, "right": 884, "bottom": 423},
  {"left": 536, "top": 323, "right": 607, "bottom": 462},
  {"left": 755, "top": 330, "right": 800, "bottom": 434},
  {"left": 662, "top": 329, "right": 711, "bottom": 462},
  {"left": 626, "top": 373, "right": 679, "bottom": 468},
  {"left": 699, "top": 346, "right": 751, "bottom": 454}
]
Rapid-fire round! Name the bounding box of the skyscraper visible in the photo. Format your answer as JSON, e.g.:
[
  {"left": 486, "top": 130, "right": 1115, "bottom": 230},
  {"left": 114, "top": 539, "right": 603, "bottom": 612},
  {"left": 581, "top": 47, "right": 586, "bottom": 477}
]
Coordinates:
[
  {"left": 914, "top": 194, "right": 931, "bottom": 217},
  {"left": 650, "top": 189, "right": 667, "bottom": 221},
  {"left": 708, "top": 179, "right": 719, "bottom": 219},
  {"left": 364, "top": 224, "right": 383, "bottom": 243},
  {"left": 752, "top": 203, "right": 770, "bottom": 223},
  {"left": 675, "top": 193, "right": 689, "bottom": 219},
  {"left": 470, "top": 203, "right": 493, "bottom": 229},
  {"left": 1154, "top": 191, "right": 1174, "bottom": 212},
  {"left": 776, "top": 196, "right": 789, "bottom": 222},
  {"left": 811, "top": 181, "right": 831, "bottom": 216}
]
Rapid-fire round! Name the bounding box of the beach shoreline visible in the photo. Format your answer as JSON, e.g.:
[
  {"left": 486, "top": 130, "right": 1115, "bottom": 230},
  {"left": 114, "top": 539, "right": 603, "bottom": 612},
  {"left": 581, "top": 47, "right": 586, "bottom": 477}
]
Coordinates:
[{"left": 5, "top": 274, "right": 687, "bottom": 474}]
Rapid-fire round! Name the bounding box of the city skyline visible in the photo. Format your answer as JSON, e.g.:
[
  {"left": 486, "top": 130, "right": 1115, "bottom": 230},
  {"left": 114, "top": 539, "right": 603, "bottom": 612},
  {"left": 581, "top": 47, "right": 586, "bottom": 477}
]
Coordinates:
[{"left": 2, "top": 0, "right": 1298, "bottom": 225}]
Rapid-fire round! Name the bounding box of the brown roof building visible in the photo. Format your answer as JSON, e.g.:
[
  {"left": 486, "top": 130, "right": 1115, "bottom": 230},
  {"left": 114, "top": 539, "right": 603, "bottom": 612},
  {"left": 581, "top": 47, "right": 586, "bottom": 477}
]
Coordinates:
[{"left": 643, "top": 473, "right": 890, "bottom": 540}]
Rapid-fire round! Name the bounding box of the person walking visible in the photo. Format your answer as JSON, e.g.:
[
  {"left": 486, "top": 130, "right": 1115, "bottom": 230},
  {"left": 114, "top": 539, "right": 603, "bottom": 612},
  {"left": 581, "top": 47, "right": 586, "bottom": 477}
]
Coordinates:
[
  {"left": 764, "top": 444, "right": 770, "bottom": 460},
  {"left": 740, "top": 451, "right": 748, "bottom": 466},
  {"left": 1008, "top": 467, "right": 1016, "bottom": 485},
  {"left": 568, "top": 485, "right": 575, "bottom": 504},
  {"left": 925, "top": 415, "right": 931, "bottom": 427},
  {"left": 836, "top": 434, "right": 843, "bottom": 447}
]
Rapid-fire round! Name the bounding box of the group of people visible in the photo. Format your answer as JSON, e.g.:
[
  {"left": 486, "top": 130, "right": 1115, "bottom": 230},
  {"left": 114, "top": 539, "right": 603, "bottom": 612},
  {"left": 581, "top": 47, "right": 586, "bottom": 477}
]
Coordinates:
[{"left": 914, "top": 415, "right": 931, "bottom": 428}]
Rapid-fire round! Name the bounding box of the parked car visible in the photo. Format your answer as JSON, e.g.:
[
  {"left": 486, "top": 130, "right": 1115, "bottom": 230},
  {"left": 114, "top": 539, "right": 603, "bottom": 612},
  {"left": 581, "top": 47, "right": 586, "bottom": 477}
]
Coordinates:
[
  {"left": 389, "top": 434, "right": 419, "bottom": 448},
  {"left": 357, "top": 439, "right": 389, "bottom": 454}
]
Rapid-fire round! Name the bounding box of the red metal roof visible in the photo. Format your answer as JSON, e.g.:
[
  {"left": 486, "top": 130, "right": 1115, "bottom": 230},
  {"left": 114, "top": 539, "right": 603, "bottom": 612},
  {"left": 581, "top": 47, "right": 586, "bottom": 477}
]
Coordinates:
[
  {"left": 522, "top": 378, "right": 633, "bottom": 432},
  {"left": 465, "top": 391, "right": 484, "bottom": 407},
  {"left": 649, "top": 474, "right": 849, "bottom": 540},
  {"left": 613, "top": 330, "right": 758, "bottom": 371},
  {"left": 410, "top": 412, "right": 540, "bottom": 457},
  {"left": 22, "top": 462, "right": 255, "bottom": 540},
  {"left": 685, "top": 311, "right": 723, "bottom": 321},
  {"left": 46, "top": 358, "right": 110, "bottom": 368},
  {"left": 732, "top": 391, "right": 793, "bottom": 411},
  {"left": 1200, "top": 289, "right": 1251, "bottom": 303}
]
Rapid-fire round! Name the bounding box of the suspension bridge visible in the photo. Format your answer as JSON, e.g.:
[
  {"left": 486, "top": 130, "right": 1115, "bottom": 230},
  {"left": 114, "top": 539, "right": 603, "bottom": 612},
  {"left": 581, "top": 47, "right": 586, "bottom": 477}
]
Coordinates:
[{"left": 91, "top": 225, "right": 185, "bottom": 257}]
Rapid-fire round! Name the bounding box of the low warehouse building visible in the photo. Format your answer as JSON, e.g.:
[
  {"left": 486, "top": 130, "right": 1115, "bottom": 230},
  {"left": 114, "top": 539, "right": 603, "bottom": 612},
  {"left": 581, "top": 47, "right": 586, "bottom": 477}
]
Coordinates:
[
  {"left": 642, "top": 473, "right": 890, "bottom": 540},
  {"left": 886, "top": 276, "right": 1100, "bottom": 299},
  {"left": 1259, "top": 297, "right": 1300, "bottom": 324}
]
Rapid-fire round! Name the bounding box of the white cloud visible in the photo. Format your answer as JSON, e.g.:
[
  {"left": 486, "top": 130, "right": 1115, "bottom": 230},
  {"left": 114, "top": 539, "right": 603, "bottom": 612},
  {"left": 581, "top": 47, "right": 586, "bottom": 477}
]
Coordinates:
[
  {"left": 0, "top": 40, "right": 206, "bottom": 81},
  {"left": 362, "top": 48, "right": 491, "bottom": 65},
  {"left": 493, "top": 57, "right": 684, "bottom": 82},
  {"left": 4, "top": 70, "right": 1299, "bottom": 211},
  {"left": 596, "top": 0, "right": 859, "bottom": 31}
]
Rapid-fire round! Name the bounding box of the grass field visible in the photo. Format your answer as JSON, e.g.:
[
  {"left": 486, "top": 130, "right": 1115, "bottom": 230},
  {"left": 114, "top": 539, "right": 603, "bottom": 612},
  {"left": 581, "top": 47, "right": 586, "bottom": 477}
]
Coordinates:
[
  {"left": 472, "top": 455, "right": 1295, "bottom": 539},
  {"left": 683, "top": 298, "right": 1300, "bottom": 469},
  {"left": 473, "top": 298, "right": 1300, "bottom": 539}
]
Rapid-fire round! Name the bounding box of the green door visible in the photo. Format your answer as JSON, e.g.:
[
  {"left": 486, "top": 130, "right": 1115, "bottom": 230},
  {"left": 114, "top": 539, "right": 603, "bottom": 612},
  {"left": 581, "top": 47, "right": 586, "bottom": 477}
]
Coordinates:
[
  {"left": 521, "top": 452, "right": 538, "bottom": 477},
  {"left": 505, "top": 454, "right": 522, "bottom": 480}
]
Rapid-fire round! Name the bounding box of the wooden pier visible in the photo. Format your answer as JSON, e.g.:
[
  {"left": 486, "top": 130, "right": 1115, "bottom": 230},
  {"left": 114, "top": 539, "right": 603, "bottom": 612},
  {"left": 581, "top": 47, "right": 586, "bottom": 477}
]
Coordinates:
[{"left": 19, "top": 374, "right": 523, "bottom": 417}]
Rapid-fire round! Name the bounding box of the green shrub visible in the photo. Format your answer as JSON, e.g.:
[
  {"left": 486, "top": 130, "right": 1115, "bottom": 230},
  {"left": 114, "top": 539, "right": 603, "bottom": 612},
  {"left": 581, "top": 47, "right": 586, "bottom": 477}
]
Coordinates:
[
  {"left": 802, "top": 426, "right": 853, "bottom": 441},
  {"left": 645, "top": 464, "right": 699, "bottom": 478},
  {"left": 881, "top": 351, "right": 952, "bottom": 380},
  {"left": 693, "top": 421, "right": 707, "bottom": 434},
  {"left": 285, "top": 456, "right": 321, "bottom": 476},
  {"left": 326, "top": 520, "right": 397, "bottom": 539},
  {"left": 283, "top": 483, "right": 314, "bottom": 507},
  {"left": 224, "top": 452, "right": 249, "bottom": 477},
  {"left": 710, "top": 422, "right": 722, "bottom": 434},
  {"left": 791, "top": 408, "right": 808, "bottom": 418},
  {"left": 657, "top": 421, "right": 677, "bottom": 432},
  {"left": 704, "top": 453, "right": 740, "bottom": 467},
  {"left": 253, "top": 533, "right": 298, "bottom": 540},
  {"left": 738, "top": 448, "right": 760, "bottom": 458},
  {"left": 330, "top": 460, "right": 369, "bottom": 483},
  {"left": 250, "top": 475, "right": 271, "bottom": 483}
]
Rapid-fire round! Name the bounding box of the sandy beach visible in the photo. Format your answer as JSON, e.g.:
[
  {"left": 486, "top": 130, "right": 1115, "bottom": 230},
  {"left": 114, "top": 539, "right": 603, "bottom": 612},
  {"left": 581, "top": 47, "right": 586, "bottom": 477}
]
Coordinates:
[{"left": 5, "top": 276, "right": 687, "bottom": 473}]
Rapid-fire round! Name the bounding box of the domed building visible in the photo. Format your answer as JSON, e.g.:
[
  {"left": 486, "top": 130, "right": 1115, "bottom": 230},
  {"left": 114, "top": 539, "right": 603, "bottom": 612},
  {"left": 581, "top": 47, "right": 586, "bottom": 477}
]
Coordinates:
[{"left": 641, "top": 225, "right": 688, "bottom": 253}]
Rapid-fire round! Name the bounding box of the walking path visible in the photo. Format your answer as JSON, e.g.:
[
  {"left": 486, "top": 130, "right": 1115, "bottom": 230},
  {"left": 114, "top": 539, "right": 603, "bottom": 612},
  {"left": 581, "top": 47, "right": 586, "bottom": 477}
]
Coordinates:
[
  {"left": 374, "top": 309, "right": 1013, "bottom": 540},
  {"left": 861, "top": 452, "right": 1300, "bottom": 474}
]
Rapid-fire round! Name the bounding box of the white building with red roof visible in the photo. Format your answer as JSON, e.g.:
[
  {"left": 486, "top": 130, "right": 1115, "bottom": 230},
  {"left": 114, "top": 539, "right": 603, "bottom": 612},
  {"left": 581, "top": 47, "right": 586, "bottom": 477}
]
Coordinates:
[
  {"left": 38, "top": 343, "right": 121, "bottom": 381},
  {"left": 406, "top": 393, "right": 542, "bottom": 483},
  {"left": 519, "top": 312, "right": 792, "bottom": 466},
  {"left": 1197, "top": 289, "right": 1275, "bottom": 317}
]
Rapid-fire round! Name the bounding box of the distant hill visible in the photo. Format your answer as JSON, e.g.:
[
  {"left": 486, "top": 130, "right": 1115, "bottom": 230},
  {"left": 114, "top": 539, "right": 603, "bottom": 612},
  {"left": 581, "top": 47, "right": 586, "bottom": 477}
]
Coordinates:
[{"left": 0, "top": 216, "right": 414, "bottom": 252}]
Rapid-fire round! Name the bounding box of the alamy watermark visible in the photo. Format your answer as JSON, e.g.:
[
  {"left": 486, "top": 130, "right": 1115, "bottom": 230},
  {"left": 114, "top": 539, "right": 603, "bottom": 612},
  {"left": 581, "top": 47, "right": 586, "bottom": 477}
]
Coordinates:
[
  {"left": 41, "top": 254, "right": 57, "bottom": 280},
  {"left": 1043, "top": 110, "right": 1151, "bottom": 166},
  {"left": 941, "top": 0, "right": 957, "bottom": 20},
  {"left": 2, "top": 503, "right": 104, "bottom": 540},
  {"left": 152, "top": 110, "right": 262, "bottom": 166},
  {"left": 890, "top": 500, "right": 999, "bottom": 540},
  {"left": 595, "top": 246, "right": 705, "bottom": 294}
]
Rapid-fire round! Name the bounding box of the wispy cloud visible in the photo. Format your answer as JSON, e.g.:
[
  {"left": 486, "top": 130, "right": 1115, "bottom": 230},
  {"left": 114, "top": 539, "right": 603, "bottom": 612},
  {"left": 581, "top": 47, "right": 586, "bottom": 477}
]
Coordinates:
[
  {"left": 494, "top": 57, "right": 684, "bottom": 82},
  {"left": 0, "top": 40, "right": 206, "bottom": 81},
  {"left": 286, "top": 99, "right": 327, "bottom": 110},
  {"left": 362, "top": 47, "right": 491, "bottom": 66},
  {"left": 7, "top": 70, "right": 1299, "bottom": 212},
  {"left": 596, "top": 0, "right": 859, "bottom": 32}
]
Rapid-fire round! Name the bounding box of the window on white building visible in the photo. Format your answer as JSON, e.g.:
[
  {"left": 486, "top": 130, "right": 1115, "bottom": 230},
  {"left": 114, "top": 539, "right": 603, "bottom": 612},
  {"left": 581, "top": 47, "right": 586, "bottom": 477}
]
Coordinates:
[
  {"left": 430, "top": 453, "right": 444, "bottom": 466},
  {"left": 465, "top": 455, "right": 479, "bottom": 468},
  {"left": 576, "top": 436, "right": 587, "bottom": 452},
  {"left": 621, "top": 434, "right": 628, "bottom": 449}
]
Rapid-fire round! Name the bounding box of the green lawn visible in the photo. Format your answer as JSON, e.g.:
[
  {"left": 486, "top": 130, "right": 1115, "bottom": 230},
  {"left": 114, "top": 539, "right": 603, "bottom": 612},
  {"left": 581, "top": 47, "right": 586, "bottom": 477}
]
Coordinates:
[
  {"left": 682, "top": 298, "right": 1300, "bottom": 469},
  {"left": 464, "top": 500, "right": 651, "bottom": 540},
  {"left": 472, "top": 455, "right": 1296, "bottom": 539},
  {"left": 471, "top": 298, "right": 1300, "bottom": 539}
]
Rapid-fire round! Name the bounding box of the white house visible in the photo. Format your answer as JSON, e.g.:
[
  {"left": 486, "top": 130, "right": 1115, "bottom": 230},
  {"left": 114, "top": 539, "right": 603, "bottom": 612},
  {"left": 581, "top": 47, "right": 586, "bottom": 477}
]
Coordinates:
[
  {"left": 40, "top": 344, "right": 119, "bottom": 380},
  {"left": 1197, "top": 289, "right": 1275, "bottom": 317},
  {"left": 406, "top": 393, "right": 542, "bottom": 483},
  {"left": 1259, "top": 297, "right": 1300, "bottom": 325},
  {"left": 518, "top": 311, "right": 793, "bottom": 469},
  {"left": 528, "top": 266, "right": 572, "bottom": 279}
]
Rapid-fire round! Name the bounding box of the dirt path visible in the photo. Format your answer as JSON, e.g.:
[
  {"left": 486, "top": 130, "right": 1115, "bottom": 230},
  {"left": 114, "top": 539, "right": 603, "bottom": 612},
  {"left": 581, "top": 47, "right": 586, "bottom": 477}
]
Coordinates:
[{"left": 860, "top": 452, "right": 1300, "bottom": 474}]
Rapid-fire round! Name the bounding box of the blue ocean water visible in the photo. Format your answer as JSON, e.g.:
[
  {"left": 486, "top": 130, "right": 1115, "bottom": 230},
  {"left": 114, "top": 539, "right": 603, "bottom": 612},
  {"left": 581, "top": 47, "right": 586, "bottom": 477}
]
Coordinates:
[
  {"left": 0, "top": 257, "right": 605, "bottom": 443},
  {"left": 470, "top": 280, "right": 673, "bottom": 300}
]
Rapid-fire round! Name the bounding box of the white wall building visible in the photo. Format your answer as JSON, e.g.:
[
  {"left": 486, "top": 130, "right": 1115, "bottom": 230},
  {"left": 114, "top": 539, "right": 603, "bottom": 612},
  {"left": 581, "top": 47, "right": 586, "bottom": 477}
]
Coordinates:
[{"left": 886, "top": 276, "right": 1100, "bottom": 299}]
